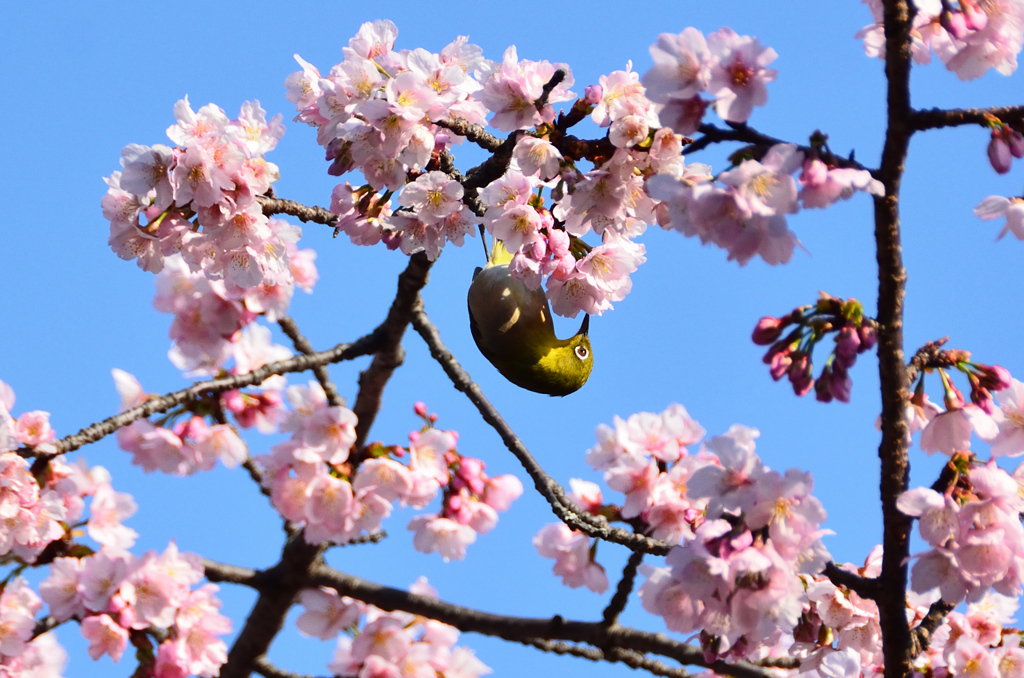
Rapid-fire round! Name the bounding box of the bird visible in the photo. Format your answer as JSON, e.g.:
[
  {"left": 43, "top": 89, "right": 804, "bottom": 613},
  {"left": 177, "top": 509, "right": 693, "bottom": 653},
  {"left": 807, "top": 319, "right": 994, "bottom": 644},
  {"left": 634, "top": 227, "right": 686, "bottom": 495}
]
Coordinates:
[{"left": 467, "top": 239, "right": 592, "bottom": 396}]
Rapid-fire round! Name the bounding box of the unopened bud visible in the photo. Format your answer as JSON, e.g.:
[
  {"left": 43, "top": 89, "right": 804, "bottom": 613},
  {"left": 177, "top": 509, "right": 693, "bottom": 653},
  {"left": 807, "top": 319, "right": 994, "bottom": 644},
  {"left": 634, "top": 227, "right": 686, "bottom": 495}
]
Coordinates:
[
  {"left": 961, "top": 0, "right": 988, "bottom": 30},
  {"left": 769, "top": 349, "right": 794, "bottom": 380},
  {"left": 971, "top": 386, "right": 995, "bottom": 414},
  {"left": 414, "top": 401, "right": 428, "bottom": 417},
  {"left": 584, "top": 85, "right": 603, "bottom": 106},
  {"left": 752, "top": 316, "right": 786, "bottom": 345},
  {"left": 977, "top": 364, "right": 1012, "bottom": 391},
  {"left": 989, "top": 131, "right": 1013, "bottom": 174},
  {"left": 815, "top": 366, "right": 834, "bottom": 403},
  {"left": 835, "top": 326, "right": 862, "bottom": 365},
  {"left": 940, "top": 9, "right": 969, "bottom": 39},
  {"left": 858, "top": 322, "right": 877, "bottom": 351}
]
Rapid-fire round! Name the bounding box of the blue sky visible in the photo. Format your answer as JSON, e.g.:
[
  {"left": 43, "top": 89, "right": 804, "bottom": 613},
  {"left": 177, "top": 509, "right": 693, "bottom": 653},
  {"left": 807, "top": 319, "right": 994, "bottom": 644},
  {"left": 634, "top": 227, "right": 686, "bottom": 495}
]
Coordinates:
[{"left": 3, "top": 1, "right": 1024, "bottom": 676}]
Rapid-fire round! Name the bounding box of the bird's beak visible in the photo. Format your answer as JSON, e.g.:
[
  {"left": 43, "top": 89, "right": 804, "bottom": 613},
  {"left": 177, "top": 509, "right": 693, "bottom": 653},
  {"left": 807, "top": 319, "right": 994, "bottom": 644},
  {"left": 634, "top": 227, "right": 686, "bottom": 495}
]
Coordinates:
[{"left": 579, "top": 314, "right": 590, "bottom": 336}]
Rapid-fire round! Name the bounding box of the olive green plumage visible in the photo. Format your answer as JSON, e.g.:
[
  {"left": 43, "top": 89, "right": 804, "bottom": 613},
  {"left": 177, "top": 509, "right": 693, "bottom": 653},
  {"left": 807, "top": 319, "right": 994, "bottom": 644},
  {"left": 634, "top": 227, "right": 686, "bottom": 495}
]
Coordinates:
[{"left": 467, "top": 241, "right": 593, "bottom": 396}]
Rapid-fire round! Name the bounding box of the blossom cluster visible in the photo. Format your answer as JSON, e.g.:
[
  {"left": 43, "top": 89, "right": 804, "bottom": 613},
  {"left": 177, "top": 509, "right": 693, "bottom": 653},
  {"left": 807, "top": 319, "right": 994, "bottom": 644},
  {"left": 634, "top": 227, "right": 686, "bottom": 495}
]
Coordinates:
[
  {"left": 0, "top": 578, "right": 65, "bottom": 675},
  {"left": 533, "top": 401, "right": 833, "bottom": 665},
  {"left": 0, "top": 382, "right": 145, "bottom": 562},
  {"left": 257, "top": 393, "right": 522, "bottom": 557},
  {"left": 753, "top": 294, "right": 878, "bottom": 403},
  {"left": 648, "top": 142, "right": 883, "bottom": 266},
  {"left": 113, "top": 369, "right": 252, "bottom": 476},
  {"left": 39, "top": 543, "right": 231, "bottom": 677},
  {"left": 900, "top": 462, "right": 1024, "bottom": 605},
  {"left": 858, "top": 0, "right": 1024, "bottom": 81},
  {"left": 297, "top": 578, "right": 491, "bottom": 677},
  {"left": 637, "top": 426, "right": 831, "bottom": 661},
  {"left": 641, "top": 26, "right": 777, "bottom": 128},
  {"left": 901, "top": 368, "right": 1017, "bottom": 459}
]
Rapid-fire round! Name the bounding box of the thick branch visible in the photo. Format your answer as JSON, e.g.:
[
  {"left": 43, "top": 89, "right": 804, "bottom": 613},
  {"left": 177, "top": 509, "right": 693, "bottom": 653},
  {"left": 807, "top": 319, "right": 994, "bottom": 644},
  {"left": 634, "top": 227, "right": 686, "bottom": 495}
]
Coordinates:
[
  {"left": 252, "top": 656, "right": 327, "bottom": 678},
  {"left": 217, "top": 253, "right": 433, "bottom": 678},
  {"left": 432, "top": 118, "right": 503, "bottom": 152},
  {"left": 875, "top": 2, "right": 916, "bottom": 678},
  {"left": 304, "top": 564, "right": 776, "bottom": 678},
  {"left": 411, "top": 307, "right": 670, "bottom": 556},
  {"left": 822, "top": 562, "right": 879, "bottom": 600},
  {"left": 351, "top": 252, "right": 433, "bottom": 457},
  {"left": 23, "top": 332, "right": 383, "bottom": 460},
  {"left": 908, "top": 600, "right": 956, "bottom": 658},
  {"left": 258, "top": 197, "right": 338, "bottom": 227},
  {"left": 910, "top": 105, "right": 1024, "bottom": 131}
]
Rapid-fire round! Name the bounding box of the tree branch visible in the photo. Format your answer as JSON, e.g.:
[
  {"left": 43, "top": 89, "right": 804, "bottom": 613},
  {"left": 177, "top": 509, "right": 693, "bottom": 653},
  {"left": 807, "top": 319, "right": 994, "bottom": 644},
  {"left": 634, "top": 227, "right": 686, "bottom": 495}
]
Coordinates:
[
  {"left": 910, "top": 104, "right": 1024, "bottom": 131},
  {"left": 278, "top": 316, "right": 344, "bottom": 408},
  {"left": 216, "top": 252, "right": 433, "bottom": 678},
  {"left": 411, "top": 307, "right": 671, "bottom": 556},
  {"left": 908, "top": 599, "right": 956, "bottom": 658},
  {"left": 304, "top": 564, "right": 776, "bottom": 678},
  {"left": 822, "top": 561, "right": 879, "bottom": 600},
  {"left": 432, "top": 118, "right": 503, "bottom": 152},
  {"left": 258, "top": 197, "right": 338, "bottom": 227},
  {"left": 21, "top": 332, "right": 383, "bottom": 460},
  {"left": 602, "top": 550, "right": 644, "bottom": 625},
  {"left": 875, "top": 2, "right": 916, "bottom": 678}
]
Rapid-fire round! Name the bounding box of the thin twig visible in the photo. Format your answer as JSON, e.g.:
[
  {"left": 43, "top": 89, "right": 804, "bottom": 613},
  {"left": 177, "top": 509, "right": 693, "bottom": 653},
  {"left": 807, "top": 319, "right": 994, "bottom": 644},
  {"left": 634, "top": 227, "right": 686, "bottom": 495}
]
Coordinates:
[
  {"left": 411, "top": 307, "right": 671, "bottom": 556},
  {"left": 21, "top": 332, "right": 383, "bottom": 460},
  {"left": 278, "top": 316, "right": 344, "bottom": 408},
  {"left": 534, "top": 69, "right": 567, "bottom": 111},
  {"left": 602, "top": 550, "right": 645, "bottom": 625}
]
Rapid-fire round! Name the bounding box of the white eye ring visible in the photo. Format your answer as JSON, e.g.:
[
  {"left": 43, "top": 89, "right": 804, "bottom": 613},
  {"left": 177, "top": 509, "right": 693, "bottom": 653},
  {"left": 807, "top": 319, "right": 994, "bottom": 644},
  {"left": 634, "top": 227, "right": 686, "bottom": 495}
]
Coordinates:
[{"left": 574, "top": 345, "right": 589, "bottom": 360}]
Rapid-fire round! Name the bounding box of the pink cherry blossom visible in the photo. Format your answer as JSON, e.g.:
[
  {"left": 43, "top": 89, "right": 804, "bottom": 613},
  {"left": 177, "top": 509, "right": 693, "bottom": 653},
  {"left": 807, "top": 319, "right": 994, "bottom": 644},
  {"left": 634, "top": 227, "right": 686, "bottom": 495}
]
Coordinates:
[
  {"left": 975, "top": 195, "right": 1024, "bottom": 240},
  {"left": 80, "top": 614, "right": 129, "bottom": 662},
  {"left": 297, "top": 588, "right": 365, "bottom": 640},
  {"left": 705, "top": 28, "right": 778, "bottom": 123},
  {"left": 533, "top": 522, "right": 608, "bottom": 593},
  {"left": 87, "top": 483, "right": 138, "bottom": 549}
]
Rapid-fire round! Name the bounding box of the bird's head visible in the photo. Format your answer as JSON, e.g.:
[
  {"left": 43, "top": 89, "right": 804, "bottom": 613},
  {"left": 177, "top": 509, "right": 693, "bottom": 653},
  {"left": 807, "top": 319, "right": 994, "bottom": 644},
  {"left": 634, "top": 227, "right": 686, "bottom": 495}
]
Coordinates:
[{"left": 533, "top": 315, "right": 593, "bottom": 396}]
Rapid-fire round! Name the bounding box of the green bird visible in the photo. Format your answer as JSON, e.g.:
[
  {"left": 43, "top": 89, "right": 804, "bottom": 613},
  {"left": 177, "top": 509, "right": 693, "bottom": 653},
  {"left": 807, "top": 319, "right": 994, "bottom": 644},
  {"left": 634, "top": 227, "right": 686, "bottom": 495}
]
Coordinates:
[{"left": 467, "top": 240, "right": 593, "bottom": 396}]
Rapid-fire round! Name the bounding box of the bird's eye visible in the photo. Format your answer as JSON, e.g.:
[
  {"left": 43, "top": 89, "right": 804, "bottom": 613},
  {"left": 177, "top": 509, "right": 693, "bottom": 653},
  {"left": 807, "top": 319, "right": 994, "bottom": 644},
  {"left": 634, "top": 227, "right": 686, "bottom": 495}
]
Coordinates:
[{"left": 574, "top": 345, "right": 589, "bottom": 360}]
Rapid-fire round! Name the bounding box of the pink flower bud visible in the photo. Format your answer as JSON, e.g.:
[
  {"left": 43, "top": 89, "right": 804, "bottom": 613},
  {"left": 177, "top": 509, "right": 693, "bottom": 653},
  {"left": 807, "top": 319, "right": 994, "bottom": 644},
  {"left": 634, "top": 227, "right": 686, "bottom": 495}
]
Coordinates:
[
  {"left": 962, "top": 0, "right": 988, "bottom": 30},
  {"left": 831, "top": 366, "right": 852, "bottom": 403},
  {"left": 971, "top": 386, "right": 995, "bottom": 414},
  {"left": 858, "top": 323, "right": 877, "bottom": 351},
  {"left": 769, "top": 349, "right": 793, "bottom": 381},
  {"left": 414, "top": 401, "right": 428, "bottom": 417},
  {"left": 989, "top": 132, "right": 1013, "bottom": 174},
  {"left": 752, "top": 316, "right": 786, "bottom": 345},
  {"left": 788, "top": 355, "right": 814, "bottom": 397},
  {"left": 815, "top": 368, "right": 834, "bottom": 403},
  {"left": 584, "top": 85, "right": 603, "bottom": 105},
  {"left": 835, "top": 326, "right": 862, "bottom": 365},
  {"left": 940, "top": 10, "right": 969, "bottom": 39},
  {"left": 977, "top": 364, "right": 1012, "bottom": 390},
  {"left": 1010, "top": 130, "right": 1024, "bottom": 159}
]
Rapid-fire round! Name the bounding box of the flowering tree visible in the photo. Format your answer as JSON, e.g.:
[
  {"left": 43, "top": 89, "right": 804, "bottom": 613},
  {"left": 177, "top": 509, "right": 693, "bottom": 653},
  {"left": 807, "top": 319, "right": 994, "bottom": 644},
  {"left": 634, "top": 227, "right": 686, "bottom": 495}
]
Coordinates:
[{"left": 4, "top": 2, "right": 1024, "bottom": 677}]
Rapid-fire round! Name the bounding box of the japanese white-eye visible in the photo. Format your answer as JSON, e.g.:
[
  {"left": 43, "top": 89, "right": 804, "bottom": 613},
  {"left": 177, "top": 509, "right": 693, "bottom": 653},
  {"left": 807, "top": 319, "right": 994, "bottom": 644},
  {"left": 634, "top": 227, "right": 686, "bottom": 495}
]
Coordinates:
[{"left": 467, "top": 240, "right": 593, "bottom": 396}]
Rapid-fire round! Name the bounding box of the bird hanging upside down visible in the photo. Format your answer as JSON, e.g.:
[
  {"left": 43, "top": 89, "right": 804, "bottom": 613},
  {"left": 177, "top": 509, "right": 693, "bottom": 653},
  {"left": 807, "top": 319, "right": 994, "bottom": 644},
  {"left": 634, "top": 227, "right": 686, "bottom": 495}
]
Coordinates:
[{"left": 467, "top": 240, "right": 592, "bottom": 396}]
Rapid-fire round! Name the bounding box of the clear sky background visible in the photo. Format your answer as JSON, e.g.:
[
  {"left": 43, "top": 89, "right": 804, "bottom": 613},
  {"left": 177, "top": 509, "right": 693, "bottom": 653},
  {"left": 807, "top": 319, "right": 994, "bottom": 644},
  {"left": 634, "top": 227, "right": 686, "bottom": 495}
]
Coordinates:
[{"left": 3, "top": 2, "right": 1024, "bottom": 676}]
